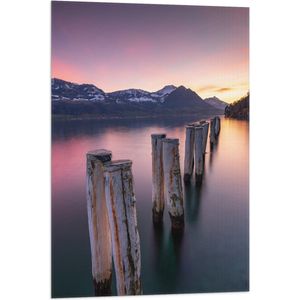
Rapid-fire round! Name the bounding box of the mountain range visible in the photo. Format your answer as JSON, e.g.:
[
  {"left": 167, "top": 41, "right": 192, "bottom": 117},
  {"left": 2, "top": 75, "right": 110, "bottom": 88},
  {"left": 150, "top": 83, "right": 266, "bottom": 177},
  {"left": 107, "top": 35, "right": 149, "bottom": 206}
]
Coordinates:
[
  {"left": 52, "top": 78, "right": 226, "bottom": 119},
  {"left": 203, "top": 96, "right": 228, "bottom": 110}
]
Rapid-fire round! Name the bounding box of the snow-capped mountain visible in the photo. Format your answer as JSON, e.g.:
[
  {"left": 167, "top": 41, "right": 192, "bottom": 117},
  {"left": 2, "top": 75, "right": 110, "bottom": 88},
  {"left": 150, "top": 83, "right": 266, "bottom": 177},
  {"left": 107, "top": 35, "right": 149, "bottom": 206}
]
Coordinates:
[
  {"left": 150, "top": 85, "right": 177, "bottom": 98},
  {"left": 203, "top": 96, "right": 228, "bottom": 110},
  {"left": 106, "top": 88, "right": 158, "bottom": 103},
  {"left": 52, "top": 78, "right": 223, "bottom": 118},
  {"left": 52, "top": 78, "right": 106, "bottom": 102},
  {"left": 52, "top": 78, "right": 176, "bottom": 104}
]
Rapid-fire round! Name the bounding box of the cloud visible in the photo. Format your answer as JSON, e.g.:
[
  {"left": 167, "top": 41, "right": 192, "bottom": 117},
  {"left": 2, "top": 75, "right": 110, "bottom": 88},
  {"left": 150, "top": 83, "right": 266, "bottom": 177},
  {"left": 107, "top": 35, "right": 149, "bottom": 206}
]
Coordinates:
[
  {"left": 197, "top": 85, "right": 234, "bottom": 93},
  {"left": 215, "top": 87, "right": 234, "bottom": 93},
  {"left": 197, "top": 85, "right": 218, "bottom": 93}
]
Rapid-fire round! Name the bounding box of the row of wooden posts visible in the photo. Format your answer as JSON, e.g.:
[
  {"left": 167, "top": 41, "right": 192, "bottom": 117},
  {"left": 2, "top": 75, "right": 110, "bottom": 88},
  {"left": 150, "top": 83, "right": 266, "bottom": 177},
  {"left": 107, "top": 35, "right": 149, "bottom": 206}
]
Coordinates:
[
  {"left": 184, "top": 116, "right": 220, "bottom": 182},
  {"left": 151, "top": 116, "right": 221, "bottom": 230},
  {"left": 86, "top": 116, "right": 221, "bottom": 296}
]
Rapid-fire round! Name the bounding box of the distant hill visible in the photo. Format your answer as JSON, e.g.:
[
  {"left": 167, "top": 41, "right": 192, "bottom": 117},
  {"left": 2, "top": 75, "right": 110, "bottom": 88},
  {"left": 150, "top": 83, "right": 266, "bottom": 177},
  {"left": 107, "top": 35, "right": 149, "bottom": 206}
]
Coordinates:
[
  {"left": 204, "top": 96, "right": 228, "bottom": 111},
  {"left": 225, "top": 93, "right": 249, "bottom": 120},
  {"left": 52, "top": 78, "right": 223, "bottom": 119}
]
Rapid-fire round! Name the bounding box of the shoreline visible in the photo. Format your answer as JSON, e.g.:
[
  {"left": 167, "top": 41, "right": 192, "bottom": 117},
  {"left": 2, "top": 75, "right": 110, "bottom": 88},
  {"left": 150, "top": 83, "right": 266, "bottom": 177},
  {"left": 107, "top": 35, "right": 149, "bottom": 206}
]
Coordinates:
[{"left": 52, "top": 111, "right": 224, "bottom": 122}]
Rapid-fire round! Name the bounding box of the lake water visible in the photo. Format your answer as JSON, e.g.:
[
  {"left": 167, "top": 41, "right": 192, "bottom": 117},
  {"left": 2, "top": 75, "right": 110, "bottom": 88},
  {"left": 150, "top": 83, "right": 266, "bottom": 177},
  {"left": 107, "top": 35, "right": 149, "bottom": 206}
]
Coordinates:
[{"left": 52, "top": 115, "right": 249, "bottom": 297}]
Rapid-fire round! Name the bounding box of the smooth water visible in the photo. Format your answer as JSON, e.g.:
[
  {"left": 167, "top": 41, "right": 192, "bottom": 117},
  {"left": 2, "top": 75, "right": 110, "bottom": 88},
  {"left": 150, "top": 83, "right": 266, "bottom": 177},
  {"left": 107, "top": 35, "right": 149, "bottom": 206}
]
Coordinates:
[{"left": 52, "top": 115, "right": 249, "bottom": 298}]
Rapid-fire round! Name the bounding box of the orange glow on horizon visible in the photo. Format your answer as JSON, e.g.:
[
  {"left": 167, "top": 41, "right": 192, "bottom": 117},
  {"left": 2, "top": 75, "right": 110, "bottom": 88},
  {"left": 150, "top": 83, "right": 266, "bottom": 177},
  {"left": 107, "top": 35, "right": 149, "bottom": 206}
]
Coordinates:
[{"left": 52, "top": 2, "right": 249, "bottom": 104}]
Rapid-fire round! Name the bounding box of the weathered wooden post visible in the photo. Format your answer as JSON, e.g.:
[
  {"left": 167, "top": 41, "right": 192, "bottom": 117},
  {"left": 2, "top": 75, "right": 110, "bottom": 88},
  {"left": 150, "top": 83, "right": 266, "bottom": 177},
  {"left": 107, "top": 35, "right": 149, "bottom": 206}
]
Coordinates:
[
  {"left": 210, "top": 118, "right": 216, "bottom": 145},
  {"left": 151, "top": 134, "right": 166, "bottom": 222},
  {"left": 104, "top": 160, "right": 142, "bottom": 295},
  {"left": 194, "top": 126, "right": 204, "bottom": 182},
  {"left": 162, "top": 138, "right": 184, "bottom": 230},
  {"left": 183, "top": 126, "right": 195, "bottom": 182},
  {"left": 86, "top": 149, "right": 113, "bottom": 295},
  {"left": 215, "top": 116, "right": 221, "bottom": 136},
  {"left": 202, "top": 122, "right": 209, "bottom": 156}
]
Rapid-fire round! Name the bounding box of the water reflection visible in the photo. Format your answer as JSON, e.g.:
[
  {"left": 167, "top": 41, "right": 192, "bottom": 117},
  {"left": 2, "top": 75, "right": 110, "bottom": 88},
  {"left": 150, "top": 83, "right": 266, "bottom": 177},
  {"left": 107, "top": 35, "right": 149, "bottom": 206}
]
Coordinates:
[
  {"left": 170, "top": 229, "right": 184, "bottom": 262},
  {"left": 209, "top": 137, "right": 219, "bottom": 169},
  {"left": 52, "top": 115, "right": 249, "bottom": 297},
  {"left": 149, "top": 220, "right": 184, "bottom": 293},
  {"left": 184, "top": 180, "right": 203, "bottom": 225}
]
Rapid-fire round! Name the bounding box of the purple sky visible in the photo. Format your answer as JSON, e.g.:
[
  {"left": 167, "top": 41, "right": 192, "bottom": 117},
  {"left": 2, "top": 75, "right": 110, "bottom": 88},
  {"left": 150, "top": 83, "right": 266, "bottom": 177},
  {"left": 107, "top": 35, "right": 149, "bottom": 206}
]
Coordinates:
[{"left": 52, "top": 1, "right": 249, "bottom": 103}]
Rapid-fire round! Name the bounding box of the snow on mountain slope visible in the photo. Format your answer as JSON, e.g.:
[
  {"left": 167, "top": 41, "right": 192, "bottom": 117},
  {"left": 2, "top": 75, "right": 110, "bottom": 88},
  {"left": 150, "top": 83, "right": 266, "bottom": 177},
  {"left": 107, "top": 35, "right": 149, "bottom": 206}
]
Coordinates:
[
  {"left": 52, "top": 79, "right": 223, "bottom": 113},
  {"left": 106, "top": 88, "right": 157, "bottom": 103},
  {"left": 51, "top": 78, "right": 106, "bottom": 102},
  {"left": 52, "top": 79, "right": 224, "bottom": 117},
  {"left": 151, "top": 85, "right": 177, "bottom": 97},
  {"left": 52, "top": 79, "right": 179, "bottom": 104}
]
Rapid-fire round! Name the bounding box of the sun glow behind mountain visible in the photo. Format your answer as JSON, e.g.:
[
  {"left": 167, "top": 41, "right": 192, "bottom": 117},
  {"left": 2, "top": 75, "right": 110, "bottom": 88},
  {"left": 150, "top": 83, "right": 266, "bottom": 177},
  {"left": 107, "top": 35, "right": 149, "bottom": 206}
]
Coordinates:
[{"left": 52, "top": 2, "right": 249, "bottom": 104}]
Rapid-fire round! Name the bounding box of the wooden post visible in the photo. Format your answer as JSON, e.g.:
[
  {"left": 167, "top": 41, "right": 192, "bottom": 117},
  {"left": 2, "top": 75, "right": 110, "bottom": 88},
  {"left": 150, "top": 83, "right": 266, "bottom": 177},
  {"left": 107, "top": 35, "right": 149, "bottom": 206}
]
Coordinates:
[
  {"left": 215, "top": 116, "right": 221, "bottom": 136},
  {"left": 194, "top": 126, "right": 204, "bottom": 182},
  {"left": 210, "top": 118, "right": 216, "bottom": 145},
  {"left": 162, "top": 138, "right": 184, "bottom": 230},
  {"left": 151, "top": 134, "right": 166, "bottom": 223},
  {"left": 86, "top": 149, "right": 113, "bottom": 296},
  {"left": 202, "top": 122, "right": 209, "bottom": 156},
  {"left": 104, "top": 160, "right": 142, "bottom": 295},
  {"left": 183, "top": 126, "right": 195, "bottom": 182}
]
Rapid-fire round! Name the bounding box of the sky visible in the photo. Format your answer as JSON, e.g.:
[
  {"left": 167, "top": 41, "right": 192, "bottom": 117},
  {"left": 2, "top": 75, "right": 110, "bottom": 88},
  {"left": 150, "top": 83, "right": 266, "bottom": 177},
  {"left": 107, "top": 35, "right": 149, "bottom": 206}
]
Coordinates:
[{"left": 52, "top": 1, "right": 249, "bottom": 103}]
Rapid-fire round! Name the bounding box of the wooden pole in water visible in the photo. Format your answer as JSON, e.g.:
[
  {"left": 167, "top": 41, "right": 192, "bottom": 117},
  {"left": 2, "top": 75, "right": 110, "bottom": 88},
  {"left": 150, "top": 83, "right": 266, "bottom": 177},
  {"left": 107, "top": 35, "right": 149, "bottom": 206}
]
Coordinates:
[
  {"left": 104, "top": 160, "right": 142, "bottom": 295},
  {"left": 183, "top": 126, "right": 195, "bottom": 182},
  {"left": 194, "top": 126, "right": 205, "bottom": 182},
  {"left": 210, "top": 118, "right": 216, "bottom": 145},
  {"left": 86, "top": 149, "right": 113, "bottom": 296},
  {"left": 215, "top": 116, "right": 221, "bottom": 136},
  {"left": 162, "top": 138, "right": 184, "bottom": 230},
  {"left": 202, "top": 122, "right": 209, "bottom": 156},
  {"left": 151, "top": 134, "right": 166, "bottom": 223}
]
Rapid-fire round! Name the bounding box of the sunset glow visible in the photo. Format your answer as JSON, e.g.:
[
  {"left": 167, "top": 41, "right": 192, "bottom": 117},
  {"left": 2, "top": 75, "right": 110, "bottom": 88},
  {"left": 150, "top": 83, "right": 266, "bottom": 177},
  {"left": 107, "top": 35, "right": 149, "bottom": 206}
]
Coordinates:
[{"left": 52, "top": 2, "right": 249, "bottom": 103}]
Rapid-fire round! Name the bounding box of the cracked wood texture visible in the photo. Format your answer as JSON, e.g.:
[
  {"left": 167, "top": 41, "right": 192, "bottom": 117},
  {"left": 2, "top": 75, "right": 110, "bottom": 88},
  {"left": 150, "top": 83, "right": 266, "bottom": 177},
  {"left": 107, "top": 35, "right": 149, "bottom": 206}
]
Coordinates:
[
  {"left": 194, "top": 126, "right": 205, "bottom": 182},
  {"left": 162, "top": 138, "right": 184, "bottom": 230},
  {"left": 183, "top": 126, "right": 195, "bottom": 182},
  {"left": 151, "top": 134, "right": 166, "bottom": 222},
  {"left": 104, "top": 160, "right": 142, "bottom": 295},
  {"left": 86, "top": 149, "right": 113, "bottom": 296}
]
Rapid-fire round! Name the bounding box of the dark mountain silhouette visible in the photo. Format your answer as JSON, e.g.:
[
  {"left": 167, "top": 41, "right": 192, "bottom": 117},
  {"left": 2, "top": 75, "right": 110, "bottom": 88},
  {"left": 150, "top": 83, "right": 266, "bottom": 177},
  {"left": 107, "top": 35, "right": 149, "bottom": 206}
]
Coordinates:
[
  {"left": 163, "top": 86, "right": 213, "bottom": 110},
  {"left": 204, "top": 96, "right": 228, "bottom": 111}
]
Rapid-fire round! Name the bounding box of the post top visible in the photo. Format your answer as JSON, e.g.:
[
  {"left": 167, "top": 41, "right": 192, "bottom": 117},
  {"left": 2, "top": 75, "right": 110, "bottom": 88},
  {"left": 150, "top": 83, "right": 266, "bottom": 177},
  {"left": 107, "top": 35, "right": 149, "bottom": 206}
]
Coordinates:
[
  {"left": 86, "top": 149, "right": 112, "bottom": 162},
  {"left": 162, "top": 138, "right": 179, "bottom": 145},
  {"left": 151, "top": 133, "right": 167, "bottom": 139},
  {"left": 87, "top": 149, "right": 111, "bottom": 155},
  {"left": 104, "top": 159, "right": 132, "bottom": 172},
  {"left": 193, "top": 124, "right": 203, "bottom": 128},
  {"left": 185, "top": 125, "right": 195, "bottom": 129},
  {"left": 187, "top": 122, "right": 199, "bottom": 126}
]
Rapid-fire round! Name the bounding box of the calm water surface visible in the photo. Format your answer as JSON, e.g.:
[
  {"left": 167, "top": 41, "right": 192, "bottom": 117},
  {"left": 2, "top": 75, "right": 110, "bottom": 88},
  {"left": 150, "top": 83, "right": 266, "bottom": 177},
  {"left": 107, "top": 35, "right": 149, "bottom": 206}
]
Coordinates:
[{"left": 52, "top": 115, "right": 249, "bottom": 297}]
